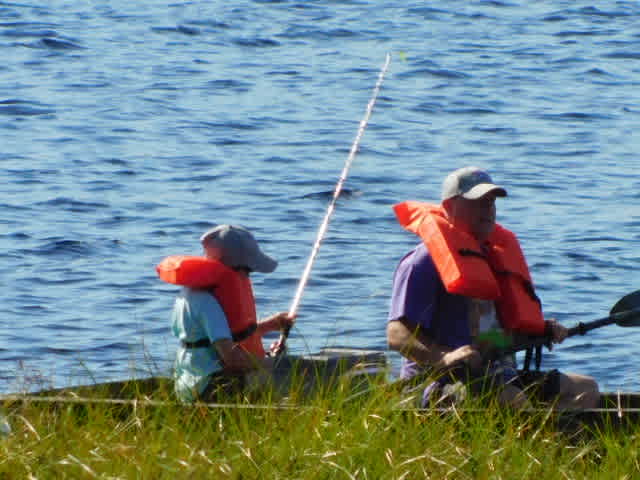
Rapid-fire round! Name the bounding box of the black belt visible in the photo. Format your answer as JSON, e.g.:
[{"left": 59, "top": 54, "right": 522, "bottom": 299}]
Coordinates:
[
  {"left": 181, "top": 323, "right": 258, "bottom": 349},
  {"left": 232, "top": 323, "right": 257, "bottom": 343},
  {"left": 181, "top": 338, "right": 212, "bottom": 349}
]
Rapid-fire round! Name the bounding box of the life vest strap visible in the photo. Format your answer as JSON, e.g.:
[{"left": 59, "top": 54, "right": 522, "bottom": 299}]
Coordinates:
[
  {"left": 231, "top": 323, "right": 258, "bottom": 343},
  {"left": 521, "top": 278, "right": 541, "bottom": 306},
  {"left": 522, "top": 344, "right": 545, "bottom": 372},
  {"left": 180, "top": 323, "right": 257, "bottom": 349},
  {"left": 458, "top": 248, "right": 487, "bottom": 259}
]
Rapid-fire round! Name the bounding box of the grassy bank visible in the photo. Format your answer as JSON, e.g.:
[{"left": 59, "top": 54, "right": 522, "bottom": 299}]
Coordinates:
[{"left": 1, "top": 376, "right": 639, "bottom": 479}]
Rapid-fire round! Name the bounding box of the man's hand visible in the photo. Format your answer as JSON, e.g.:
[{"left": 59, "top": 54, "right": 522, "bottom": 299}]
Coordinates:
[
  {"left": 546, "top": 318, "right": 568, "bottom": 344},
  {"left": 440, "top": 345, "right": 482, "bottom": 370}
]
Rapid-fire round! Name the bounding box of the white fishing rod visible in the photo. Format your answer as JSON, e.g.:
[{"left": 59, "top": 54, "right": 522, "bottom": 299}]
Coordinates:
[{"left": 275, "top": 53, "right": 391, "bottom": 355}]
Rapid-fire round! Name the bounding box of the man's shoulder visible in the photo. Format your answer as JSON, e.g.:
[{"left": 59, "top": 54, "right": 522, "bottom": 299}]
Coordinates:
[{"left": 398, "top": 243, "right": 436, "bottom": 271}]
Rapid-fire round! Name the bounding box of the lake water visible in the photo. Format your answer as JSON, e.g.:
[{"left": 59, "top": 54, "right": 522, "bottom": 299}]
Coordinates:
[{"left": 1, "top": 0, "right": 639, "bottom": 394}]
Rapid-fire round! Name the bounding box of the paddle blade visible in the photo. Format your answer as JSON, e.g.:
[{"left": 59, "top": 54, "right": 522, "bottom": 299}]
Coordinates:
[{"left": 610, "top": 290, "right": 640, "bottom": 327}]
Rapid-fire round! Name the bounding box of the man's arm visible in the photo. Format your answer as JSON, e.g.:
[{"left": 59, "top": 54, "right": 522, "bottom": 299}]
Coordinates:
[
  {"left": 387, "top": 318, "right": 481, "bottom": 371},
  {"left": 388, "top": 247, "right": 481, "bottom": 372},
  {"left": 387, "top": 318, "right": 450, "bottom": 366}
]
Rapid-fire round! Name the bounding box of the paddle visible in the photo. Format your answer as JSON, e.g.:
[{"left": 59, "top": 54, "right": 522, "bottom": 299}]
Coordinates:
[
  {"left": 273, "top": 53, "right": 391, "bottom": 356},
  {"left": 495, "top": 289, "right": 640, "bottom": 358}
]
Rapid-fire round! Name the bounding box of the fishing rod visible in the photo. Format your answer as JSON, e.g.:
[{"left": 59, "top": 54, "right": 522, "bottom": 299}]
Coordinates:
[{"left": 274, "top": 53, "right": 391, "bottom": 356}]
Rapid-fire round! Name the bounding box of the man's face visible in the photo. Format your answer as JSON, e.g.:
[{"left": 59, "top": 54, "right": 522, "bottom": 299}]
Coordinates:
[{"left": 448, "top": 192, "right": 497, "bottom": 241}]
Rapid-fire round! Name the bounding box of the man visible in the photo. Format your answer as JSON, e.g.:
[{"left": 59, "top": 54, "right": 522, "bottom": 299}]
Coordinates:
[
  {"left": 157, "top": 224, "right": 295, "bottom": 403},
  {"left": 387, "top": 166, "right": 599, "bottom": 409}
]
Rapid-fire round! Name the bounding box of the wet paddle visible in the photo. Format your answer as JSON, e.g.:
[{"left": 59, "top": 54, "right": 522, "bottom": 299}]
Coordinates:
[{"left": 273, "top": 53, "right": 391, "bottom": 356}]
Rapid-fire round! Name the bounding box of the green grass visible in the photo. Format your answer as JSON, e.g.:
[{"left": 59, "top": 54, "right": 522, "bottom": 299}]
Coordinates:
[{"left": 1, "top": 375, "right": 639, "bottom": 479}]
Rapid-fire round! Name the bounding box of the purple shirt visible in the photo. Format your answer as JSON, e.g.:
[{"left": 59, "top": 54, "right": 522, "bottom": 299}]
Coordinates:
[{"left": 388, "top": 243, "right": 471, "bottom": 378}]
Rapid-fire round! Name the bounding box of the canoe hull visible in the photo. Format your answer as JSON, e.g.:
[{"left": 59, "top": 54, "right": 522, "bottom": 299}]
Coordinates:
[
  {"left": 2, "top": 348, "right": 639, "bottom": 429},
  {"left": 2, "top": 347, "right": 388, "bottom": 401}
]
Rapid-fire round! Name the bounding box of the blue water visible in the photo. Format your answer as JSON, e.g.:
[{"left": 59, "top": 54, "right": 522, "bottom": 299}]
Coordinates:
[{"left": 1, "top": 0, "right": 639, "bottom": 394}]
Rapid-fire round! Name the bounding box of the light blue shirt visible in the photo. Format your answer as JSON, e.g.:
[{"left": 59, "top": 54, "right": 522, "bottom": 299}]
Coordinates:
[{"left": 171, "top": 287, "right": 232, "bottom": 402}]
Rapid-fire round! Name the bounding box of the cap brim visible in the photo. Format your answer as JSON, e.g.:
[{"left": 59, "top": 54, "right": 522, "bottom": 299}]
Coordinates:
[
  {"left": 461, "top": 184, "right": 507, "bottom": 200},
  {"left": 249, "top": 252, "right": 278, "bottom": 273}
]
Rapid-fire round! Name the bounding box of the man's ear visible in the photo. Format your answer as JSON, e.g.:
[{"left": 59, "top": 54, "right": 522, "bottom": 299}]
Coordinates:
[
  {"left": 203, "top": 244, "right": 224, "bottom": 260},
  {"left": 441, "top": 197, "right": 457, "bottom": 217}
]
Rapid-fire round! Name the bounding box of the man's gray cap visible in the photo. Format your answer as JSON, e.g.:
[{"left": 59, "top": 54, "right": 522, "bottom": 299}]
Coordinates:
[
  {"left": 441, "top": 166, "right": 507, "bottom": 201},
  {"left": 200, "top": 225, "right": 278, "bottom": 273}
]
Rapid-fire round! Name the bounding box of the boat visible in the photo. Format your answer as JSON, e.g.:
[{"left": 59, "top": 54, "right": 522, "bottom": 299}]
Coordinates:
[
  {"left": 0, "top": 347, "right": 389, "bottom": 408},
  {"left": 2, "top": 347, "right": 638, "bottom": 430}
]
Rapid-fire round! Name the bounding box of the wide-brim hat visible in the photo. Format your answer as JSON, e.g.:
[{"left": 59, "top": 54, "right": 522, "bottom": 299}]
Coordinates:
[{"left": 200, "top": 225, "right": 278, "bottom": 273}]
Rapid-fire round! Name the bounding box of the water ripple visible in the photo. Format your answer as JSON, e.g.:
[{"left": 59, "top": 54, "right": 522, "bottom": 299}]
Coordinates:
[
  {"left": 22, "top": 37, "right": 84, "bottom": 50},
  {"left": 232, "top": 36, "right": 280, "bottom": 47},
  {"left": 0, "top": 99, "right": 55, "bottom": 116},
  {"left": 151, "top": 25, "right": 201, "bottom": 36},
  {"left": 35, "top": 197, "right": 109, "bottom": 212}
]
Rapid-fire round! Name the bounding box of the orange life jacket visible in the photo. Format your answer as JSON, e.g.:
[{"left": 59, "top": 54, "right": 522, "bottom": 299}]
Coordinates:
[
  {"left": 156, "top": 255, "right": 266, "bottom": 357},
  {"left": 393, "top": 201, "right": 546, "bottom": 335}
]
